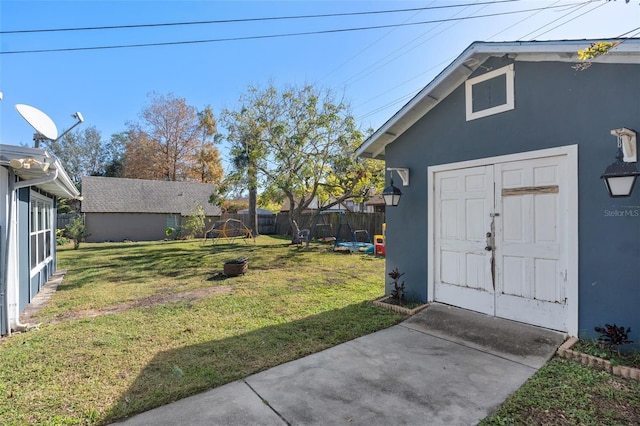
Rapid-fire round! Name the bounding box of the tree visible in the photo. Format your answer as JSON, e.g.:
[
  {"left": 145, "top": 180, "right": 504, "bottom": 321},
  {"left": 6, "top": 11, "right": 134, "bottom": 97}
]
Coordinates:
[
  {"left": 41, "top": 125, "right": 107, "bottom": 185},
  {"left": 222, "top": 87, "right": 272, "bottom": 236},
  {"left": 188, "top": 106, "right": 224, "bottom": 183},
  {"left": 122, "top": 92, "right": 223, "bottom": 182},
  {"left": 120, "top": 94, "right": 223, "bottom": 182},
  {"left": 121, "top": 125, "right": 166, "bottom": 180},
  {"left": 102, "top": 131, "right": 129, "bottom": 178},
  {"left": 222, "top": 83, "right": 382, "bottom": 241}
]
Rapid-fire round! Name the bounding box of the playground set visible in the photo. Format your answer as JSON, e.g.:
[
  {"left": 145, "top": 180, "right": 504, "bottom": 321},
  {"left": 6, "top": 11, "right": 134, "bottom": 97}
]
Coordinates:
[
  {"left": 204, "top": 218, "right": 255, "bottom": 244},
  {"left": 305, "top": 212, "right": 385, "bottom": 256}
]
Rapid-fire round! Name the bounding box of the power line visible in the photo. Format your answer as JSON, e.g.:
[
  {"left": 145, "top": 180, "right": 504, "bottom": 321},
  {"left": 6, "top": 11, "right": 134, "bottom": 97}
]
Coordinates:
[
  {"left": 527, "top": 1, "right": 608, "bottom": 39},
  {"left": 517, "top": 0, "right": 595, "bottom": 40},
  {"left": 486, "top": 0, "right": 562, "bottom": 40},
  {"left": 0, "top": 2, "right": 592, "bottom": 55},
  {"left": 617, "top": 26, "right": 640, "bottom": 38},
  {"left": 352, "top": 1, "right": 590, "bottom": 121},
  {"left": 0, "top": 0, "right": 522, "bottom": 34},
  {"left": 318, "top": 1, "right": 437, "bottom": 83},
  {"left": 342, "top": 0, "right": 487, "bottom": 87},
  {"left": 354, "top": 0, "right": 604, "bottom": 126}
]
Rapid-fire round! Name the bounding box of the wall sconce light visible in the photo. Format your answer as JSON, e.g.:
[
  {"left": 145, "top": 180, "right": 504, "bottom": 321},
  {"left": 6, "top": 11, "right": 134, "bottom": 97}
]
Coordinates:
[
  {"left": 382, "top": 167, "right": 409, "bottom": 207},
  {"left": 601, "top": 128, "right": 640, "bottom": 197}
]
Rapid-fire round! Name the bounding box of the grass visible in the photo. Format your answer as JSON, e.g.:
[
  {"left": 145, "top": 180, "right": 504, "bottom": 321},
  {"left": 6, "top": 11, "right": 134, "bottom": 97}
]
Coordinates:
[
  {"left": 481, "top": 358, "right": 640, "bottom": 425},
  {"left": 0, "top": 236, "right": 403, "bottom": 425},
  {"left": 572, "top": 340, "right": 640, "bottom": 369}
]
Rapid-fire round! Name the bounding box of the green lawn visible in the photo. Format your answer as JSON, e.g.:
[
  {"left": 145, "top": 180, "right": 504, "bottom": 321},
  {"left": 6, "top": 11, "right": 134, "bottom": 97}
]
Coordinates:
[
  {"left": 0, "top": 236, "right": 402, "bottom": 425},
  {"left": 481, "top": 358, "right": 640, "bottom": 425}
]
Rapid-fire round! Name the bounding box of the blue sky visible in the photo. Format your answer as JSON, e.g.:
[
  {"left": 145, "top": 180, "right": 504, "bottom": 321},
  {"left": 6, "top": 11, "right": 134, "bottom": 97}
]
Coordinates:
[{"left": 1, "top": 0, "right": 639, "bottom": 169}]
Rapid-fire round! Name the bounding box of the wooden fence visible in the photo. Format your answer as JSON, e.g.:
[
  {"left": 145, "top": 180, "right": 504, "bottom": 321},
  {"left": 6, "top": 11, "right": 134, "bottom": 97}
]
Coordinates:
[
  {"left": 57, "top": 211, "right": 384, "bottom": 241},
  {"left": 221, "top": 213, "right": 277, "bottom": 235},
  {"left": 57, "top": 213, "right": 83, "bottom": 230},
  {"left": 274, "top": 212, "right": 386, "bottom": 241}
]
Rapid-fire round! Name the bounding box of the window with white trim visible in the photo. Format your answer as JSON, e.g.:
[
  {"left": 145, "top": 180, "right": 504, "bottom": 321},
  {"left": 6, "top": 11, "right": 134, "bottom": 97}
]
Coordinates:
[
  {"left": 465, "top": 64, "right": 515, "bottom": 121},
  {"left": 30, "top": 194, "right": 53, "bottom": 269}
]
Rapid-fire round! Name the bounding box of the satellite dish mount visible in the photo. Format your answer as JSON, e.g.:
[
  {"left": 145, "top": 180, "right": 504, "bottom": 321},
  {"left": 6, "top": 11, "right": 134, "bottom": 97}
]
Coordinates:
[{"left": 15, "top": 104, "right": 84, "bottom": 148}]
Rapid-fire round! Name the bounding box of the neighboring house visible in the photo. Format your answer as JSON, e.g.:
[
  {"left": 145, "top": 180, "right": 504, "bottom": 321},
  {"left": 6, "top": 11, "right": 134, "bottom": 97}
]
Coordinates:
[
  {"left": 365, "top": 194, "right": 385, "bottom": 214},
  {"left": 280, "top": 196, "right": 378, "bottom": 213},
  {"left": 81, "top": 176, "right": 221, "bottom": 242},
  {"left": 280, "top": 197, "right": 346, "bottom": 213},
  {"left": 356, "top": 39, "right": 640, "bottom": 339},
  {"left": 1, "top": 144, "right": 80, "bottom": 336}
]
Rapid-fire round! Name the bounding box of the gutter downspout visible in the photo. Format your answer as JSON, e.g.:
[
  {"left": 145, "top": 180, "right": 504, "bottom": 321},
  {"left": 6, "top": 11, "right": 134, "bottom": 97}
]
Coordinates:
[{"left": 2, "top": 168, "right": 58, "bottom": 334}]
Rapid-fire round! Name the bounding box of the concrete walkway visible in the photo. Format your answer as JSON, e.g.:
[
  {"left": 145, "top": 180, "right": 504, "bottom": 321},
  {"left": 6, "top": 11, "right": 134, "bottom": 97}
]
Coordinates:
[{"left": 114, "top": 303, "right": 565, "bottom": 426}]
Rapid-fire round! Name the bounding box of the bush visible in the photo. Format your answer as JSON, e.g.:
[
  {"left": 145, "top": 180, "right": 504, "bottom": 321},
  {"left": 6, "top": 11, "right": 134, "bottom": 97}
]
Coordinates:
[
  {"left": 65, "top": 216, "right": 88, "bottom": 249},
  {"left": 56, "top": 229, "right": 69, "bottom": 246},
  {"left": 184, "top": 204, "right": 206, "bottom": 239}
]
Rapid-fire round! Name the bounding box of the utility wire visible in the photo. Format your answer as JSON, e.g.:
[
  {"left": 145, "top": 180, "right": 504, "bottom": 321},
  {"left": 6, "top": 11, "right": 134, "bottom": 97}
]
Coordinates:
[
  {"left": 486, "top": 0, "right": 562, "bottom": 40},
  {"left": 0, "top": 2, "right": 592, "bottom": 55},
  {"left": 0, "top": 0, "right": 523, "bottom": 34},
  {"left": 317, "top": 1, "right": 437, "bottom": 83},
  {"left": 527, "top": 0, "right": 607, "bottom": 39},
  {"left": 517, "top": 0, "right": 593, "bottom": 40},
  {"left": 354, "top": 0, "right": 602, "bottom": 125},
  {"left": 342, "top": 0, "right": 485, "bottom": 87},
  {"left": 617, "top": 26, "right": 640, "bottom": 38}
]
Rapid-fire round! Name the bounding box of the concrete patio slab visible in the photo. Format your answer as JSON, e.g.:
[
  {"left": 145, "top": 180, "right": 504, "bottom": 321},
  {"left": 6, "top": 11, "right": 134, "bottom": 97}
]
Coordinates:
[{"left": 114, "top": 303, "right": 566, "bottom": 426}]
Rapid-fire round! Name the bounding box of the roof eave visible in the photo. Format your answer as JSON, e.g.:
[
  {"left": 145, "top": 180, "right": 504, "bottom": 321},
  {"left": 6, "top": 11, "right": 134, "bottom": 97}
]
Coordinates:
[{"left": 0, "top": 144, "right": 80, "bottom": 199}]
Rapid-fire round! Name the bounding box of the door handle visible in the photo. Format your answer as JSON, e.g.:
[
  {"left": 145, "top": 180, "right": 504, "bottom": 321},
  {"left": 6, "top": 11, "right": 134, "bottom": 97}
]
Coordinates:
[{"left": 485, "top": 232, "right": 493, "bottom": 251}]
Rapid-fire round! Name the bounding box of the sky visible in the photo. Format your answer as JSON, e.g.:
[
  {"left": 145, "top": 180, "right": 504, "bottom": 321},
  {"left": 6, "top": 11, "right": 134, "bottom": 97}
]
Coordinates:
[{"left": 1, "top": 0, "right": 639, "bottom": 171}]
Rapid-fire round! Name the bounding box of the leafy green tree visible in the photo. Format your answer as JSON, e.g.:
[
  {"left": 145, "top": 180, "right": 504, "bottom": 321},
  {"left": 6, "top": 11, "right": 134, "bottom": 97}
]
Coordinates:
[
  {"left": 102, "top": 131, "right": 130, "bottom": 178},
  {"left": 222, "top": 88, "right": 271, "bottom": 236},
  {"left": 41, "top": 125, "right": 105, "bottom": 184},
  {"left": 222, "top": 83, "right": 382, "bottom": 241}
]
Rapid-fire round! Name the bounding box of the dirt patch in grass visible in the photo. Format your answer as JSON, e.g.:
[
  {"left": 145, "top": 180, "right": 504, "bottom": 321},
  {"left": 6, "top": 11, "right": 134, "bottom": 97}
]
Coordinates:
[
  {"left": 45, "top": 285, "right": 234, "bottom": 324},
  {"left": 593, "top": 393, "right": 640, "bottom": 424}
]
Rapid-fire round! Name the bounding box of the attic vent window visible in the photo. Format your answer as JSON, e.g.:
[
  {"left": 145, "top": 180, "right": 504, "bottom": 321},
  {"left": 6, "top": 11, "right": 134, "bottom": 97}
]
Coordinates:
[{"left": 465, "top": 64, "right": 514, "bottom": 121}]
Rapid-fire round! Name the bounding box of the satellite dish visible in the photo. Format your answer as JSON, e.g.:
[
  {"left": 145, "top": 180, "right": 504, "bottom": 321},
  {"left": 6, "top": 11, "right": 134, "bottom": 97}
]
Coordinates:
[{"left": 15, "top": 104, "right": 58, "bottom": 141}]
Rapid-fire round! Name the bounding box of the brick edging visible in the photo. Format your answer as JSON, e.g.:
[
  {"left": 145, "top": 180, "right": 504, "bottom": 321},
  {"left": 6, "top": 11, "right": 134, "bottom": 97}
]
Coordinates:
[
  {"left": 556, "top": 336, "right": 640, "bottom": 380},
  {"left": 372, "top": 298, "right": 429, "bottom": 315}
]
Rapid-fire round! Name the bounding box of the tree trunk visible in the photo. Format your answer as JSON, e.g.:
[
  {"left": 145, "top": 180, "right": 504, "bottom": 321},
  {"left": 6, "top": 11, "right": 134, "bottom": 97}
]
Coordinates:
[{"left": 248, "top": 159, "right": 259, "bottom": 236}]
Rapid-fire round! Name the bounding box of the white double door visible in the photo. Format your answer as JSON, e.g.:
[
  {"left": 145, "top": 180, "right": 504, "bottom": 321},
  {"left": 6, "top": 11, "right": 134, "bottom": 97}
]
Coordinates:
[{"left": 434, "top": 154, "right": 569, "bottom": 331}]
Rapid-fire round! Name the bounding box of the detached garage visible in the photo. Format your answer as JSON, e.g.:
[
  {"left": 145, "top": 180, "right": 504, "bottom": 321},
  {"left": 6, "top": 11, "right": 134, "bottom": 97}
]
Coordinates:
[{"left": 357, "top": 39, "right": 640, "bottom": 339}]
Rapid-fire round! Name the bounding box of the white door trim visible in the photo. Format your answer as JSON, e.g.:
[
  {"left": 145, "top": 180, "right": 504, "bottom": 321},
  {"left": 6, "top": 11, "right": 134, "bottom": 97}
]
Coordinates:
[{"left": 427, "top": 145, "right": 578, "bottom": 336}]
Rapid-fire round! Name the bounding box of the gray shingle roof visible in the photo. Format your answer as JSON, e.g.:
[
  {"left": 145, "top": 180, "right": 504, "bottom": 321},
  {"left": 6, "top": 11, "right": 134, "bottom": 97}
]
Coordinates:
[{"left": 81, "top": 176, "right": 221, "bottom": 216}]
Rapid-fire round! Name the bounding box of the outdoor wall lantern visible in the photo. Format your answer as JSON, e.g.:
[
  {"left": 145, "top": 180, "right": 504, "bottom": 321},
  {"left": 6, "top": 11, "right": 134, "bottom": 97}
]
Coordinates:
[
  {"left": 383, "top": 167, "right": 409, "bottom": 207},
  {"left": 601, "top": 128, "right": 640, "bottom": 198}
]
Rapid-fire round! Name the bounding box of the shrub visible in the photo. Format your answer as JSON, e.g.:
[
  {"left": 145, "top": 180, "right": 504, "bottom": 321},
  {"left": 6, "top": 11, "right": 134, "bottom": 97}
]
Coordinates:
[
  {"left": 184, "top": 204, "right": 206, "bottom": 239},
  {"left": 389, "top": 268, "right": 406, "bottom": 304},
  {"left": 65, "top": 216, "right": 88, "bottom": 249},
  {"left": 56, "top": 229, "right": 69, "bottom": 246},
  {"left": 594, "top": 323, "right": 633, "bottom": 354}
]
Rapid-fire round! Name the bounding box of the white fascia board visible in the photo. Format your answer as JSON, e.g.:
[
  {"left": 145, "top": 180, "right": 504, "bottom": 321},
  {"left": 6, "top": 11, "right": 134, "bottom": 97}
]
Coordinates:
[
  {"left": 356, "top": 44, "right": 487, "bottom": 159},
  {"left": 0, "top": 144, "right": 80, "bottom": 199}
]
